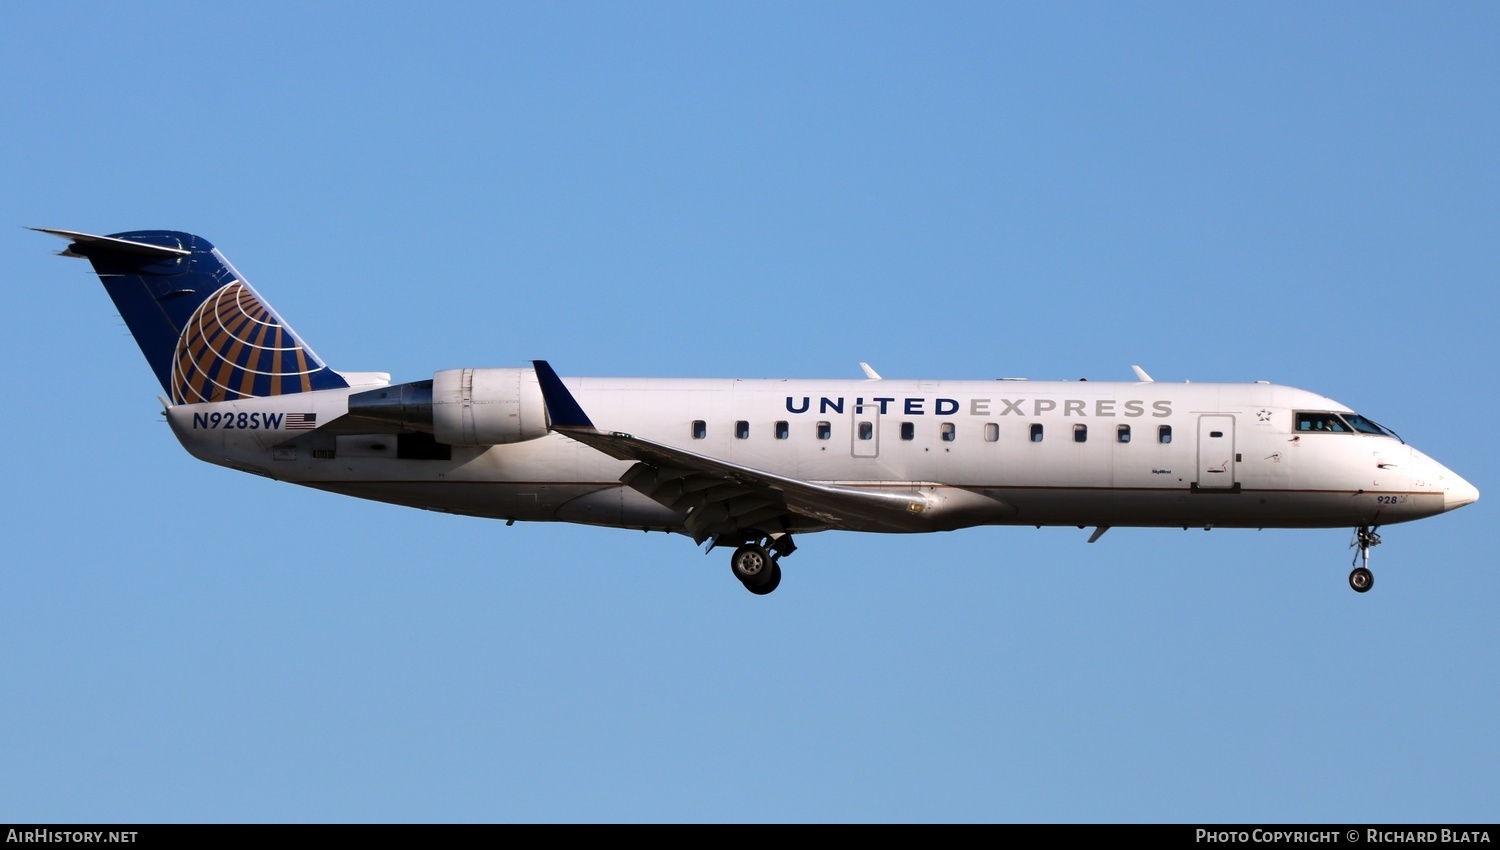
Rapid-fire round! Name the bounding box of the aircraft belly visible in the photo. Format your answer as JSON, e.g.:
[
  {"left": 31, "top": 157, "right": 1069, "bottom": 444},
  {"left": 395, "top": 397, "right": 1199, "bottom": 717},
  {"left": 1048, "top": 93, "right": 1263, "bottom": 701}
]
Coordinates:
[
  {"left": 555, "top": 486, "right": 684, "bottom": 528},
  {"left": 304, "top": 480, "right": 623, "bottom": 522},
  {"left": 263, "top": 435, "right": 656, "bottom": 523},
  {"left": 985, "top": 487, "right": 1442, "bottom": 528}
]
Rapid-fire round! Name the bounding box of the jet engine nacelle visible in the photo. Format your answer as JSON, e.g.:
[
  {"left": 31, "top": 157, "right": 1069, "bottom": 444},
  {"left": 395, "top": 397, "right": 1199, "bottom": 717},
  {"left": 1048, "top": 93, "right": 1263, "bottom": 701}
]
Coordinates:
[
  {"left": 344, "top": 366, "right": 549, "bottom": 446},
  {"left": 432, "top": 367, "right": 548, "bottom": 447}
]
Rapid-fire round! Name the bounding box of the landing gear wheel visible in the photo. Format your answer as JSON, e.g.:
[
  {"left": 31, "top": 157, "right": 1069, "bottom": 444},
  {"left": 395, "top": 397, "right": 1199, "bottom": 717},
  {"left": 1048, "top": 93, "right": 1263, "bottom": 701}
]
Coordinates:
[
  {"left": 1349, "top": 567, "right": 1374, "bottom": 593},
  {"left": 730, "top": 544, "right": 774, "bottom": 587},
  {"left": 1348, "top": 525, "right": 1382, "bottom": 594},
  {"left": 745, "top": 561, "right": 782, "bottom": 595}
]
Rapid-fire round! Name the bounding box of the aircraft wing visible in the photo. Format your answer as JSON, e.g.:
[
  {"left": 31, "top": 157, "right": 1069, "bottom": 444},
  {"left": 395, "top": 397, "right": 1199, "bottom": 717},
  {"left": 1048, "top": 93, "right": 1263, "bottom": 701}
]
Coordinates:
[
  {"left": 558, "top": 423, "right": 934, "bottom": 542},
  {"left": 532, "top": 361, "right": 937, "bottom": 543}
]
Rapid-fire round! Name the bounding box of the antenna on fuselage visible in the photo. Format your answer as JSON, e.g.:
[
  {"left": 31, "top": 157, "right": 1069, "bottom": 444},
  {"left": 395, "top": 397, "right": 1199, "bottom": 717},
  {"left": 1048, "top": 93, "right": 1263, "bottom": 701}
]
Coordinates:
[
  {"left": 1131, "top": 365, "right": 1154, "bottom": 383},
  {"left": 860, "top": 362, "right": 883, "bottom": 380}
]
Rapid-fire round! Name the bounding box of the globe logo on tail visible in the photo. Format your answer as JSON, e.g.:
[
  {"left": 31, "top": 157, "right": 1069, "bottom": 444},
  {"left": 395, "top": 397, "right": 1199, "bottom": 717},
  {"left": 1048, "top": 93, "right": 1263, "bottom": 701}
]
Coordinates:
[{"left": 170, "top": 281, "right": 329, "bottom": 404}]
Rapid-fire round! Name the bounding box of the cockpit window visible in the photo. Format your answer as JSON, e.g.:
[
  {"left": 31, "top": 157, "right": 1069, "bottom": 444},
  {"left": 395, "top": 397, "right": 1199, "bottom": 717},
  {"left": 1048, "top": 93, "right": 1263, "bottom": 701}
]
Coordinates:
[
  {"left": 1343, "top": 414, "right": 1403, "bottom": 442},
  {"left": 1295, "top": 412, "right": 1352, "bottom": 433}
]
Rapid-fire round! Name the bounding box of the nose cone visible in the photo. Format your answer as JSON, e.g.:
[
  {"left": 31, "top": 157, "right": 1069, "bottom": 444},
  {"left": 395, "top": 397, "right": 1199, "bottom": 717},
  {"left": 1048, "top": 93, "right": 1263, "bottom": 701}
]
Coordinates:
[
  {"left": 1444, "top": 471, "right": 1480, "bottom": 511},
  {"left": 1411, "top": 448, "right": 1479, "bottom": 513}
]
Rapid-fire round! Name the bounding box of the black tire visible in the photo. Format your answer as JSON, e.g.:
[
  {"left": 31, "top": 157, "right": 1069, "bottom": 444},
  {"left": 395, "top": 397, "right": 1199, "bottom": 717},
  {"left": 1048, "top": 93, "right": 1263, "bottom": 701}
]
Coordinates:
[
  {"left": 730, "top": 544, "right": 773, "bottom": 585},
  {"left": 1349, "top": 567, "right": 1374, "bottom": 593},
  {"left": 745, "top": 561, "right": 782, "bottom": 595}
]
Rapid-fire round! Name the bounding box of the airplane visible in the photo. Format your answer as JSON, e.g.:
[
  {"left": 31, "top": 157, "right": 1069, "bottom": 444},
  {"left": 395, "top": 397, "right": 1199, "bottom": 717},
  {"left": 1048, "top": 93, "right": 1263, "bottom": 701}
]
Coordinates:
[{"left": 36, "top": 227, "right": 1480, "bottom": 595}]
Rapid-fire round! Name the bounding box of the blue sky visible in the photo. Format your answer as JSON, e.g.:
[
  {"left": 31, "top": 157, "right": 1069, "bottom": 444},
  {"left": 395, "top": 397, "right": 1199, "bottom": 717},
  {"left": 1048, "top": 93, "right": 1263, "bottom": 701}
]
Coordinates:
[{"left": 3, "top": 2, "right": 1496, "bottom": 823}]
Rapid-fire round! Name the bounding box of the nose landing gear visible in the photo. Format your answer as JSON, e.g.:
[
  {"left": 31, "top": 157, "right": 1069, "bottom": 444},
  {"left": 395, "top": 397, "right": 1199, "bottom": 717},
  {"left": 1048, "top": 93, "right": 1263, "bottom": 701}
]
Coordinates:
[{"left": 1348, "top": 525, "right": 1381, "bottom": 593}]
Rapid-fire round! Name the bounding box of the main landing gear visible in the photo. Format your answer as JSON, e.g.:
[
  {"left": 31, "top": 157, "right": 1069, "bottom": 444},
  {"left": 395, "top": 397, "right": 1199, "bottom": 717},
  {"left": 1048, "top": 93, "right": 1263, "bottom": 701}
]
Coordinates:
[
  {"left": 1348, "top": 525, "right": 1381, "bottom": 593},
  {"left": 727, "top": 534, "right": 795, "bottom": 595}
]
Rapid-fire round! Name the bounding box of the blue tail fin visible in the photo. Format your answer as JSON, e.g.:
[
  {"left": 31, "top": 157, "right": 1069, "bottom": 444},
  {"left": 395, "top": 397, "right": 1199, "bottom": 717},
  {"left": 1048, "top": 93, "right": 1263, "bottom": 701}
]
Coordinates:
[{"left": 38, "top": 229, "right": 349, "bottom": 404}]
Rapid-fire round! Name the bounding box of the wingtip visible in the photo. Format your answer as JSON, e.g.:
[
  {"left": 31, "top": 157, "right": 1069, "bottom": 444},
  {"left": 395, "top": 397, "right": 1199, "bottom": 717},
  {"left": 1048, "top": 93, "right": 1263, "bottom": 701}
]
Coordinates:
[{"left": 532, "top": 360, "right": 596, "bottom": 430}]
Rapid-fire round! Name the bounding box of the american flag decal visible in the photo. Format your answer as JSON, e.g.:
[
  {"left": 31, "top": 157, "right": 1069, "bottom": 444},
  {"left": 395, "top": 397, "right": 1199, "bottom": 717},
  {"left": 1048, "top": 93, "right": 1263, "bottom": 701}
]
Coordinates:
[{"left": 285, "top": 413, "right": 317, "bottom": 430}]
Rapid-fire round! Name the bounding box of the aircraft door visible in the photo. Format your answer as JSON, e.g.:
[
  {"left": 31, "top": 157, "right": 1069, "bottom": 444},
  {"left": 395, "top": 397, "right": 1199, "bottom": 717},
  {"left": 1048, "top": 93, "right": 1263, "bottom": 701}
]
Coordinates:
[
  {"left": 1196, "top": 415, "right": 1236, "bottom": 489},
  {"left": 852, "top": 406, "right": 879, "bottom": 458}
]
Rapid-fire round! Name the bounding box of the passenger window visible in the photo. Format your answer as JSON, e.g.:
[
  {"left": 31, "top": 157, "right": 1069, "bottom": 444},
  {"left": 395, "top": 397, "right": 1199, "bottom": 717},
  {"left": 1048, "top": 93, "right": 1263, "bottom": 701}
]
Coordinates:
[
  {"left": 692, "top": 420, "right": 706, "bottom": 440},
  {"left": 817, "top": 421, "right": 831, "bottom": 440},
  {"left": 940, "top": 422, "right": 955, "bottom": 442},
  {"left": 858, "top": 421, "right": 873, "bottom": 440},
  {"left": 1073, "top": 424, "right": 1087, "bottom": 443},
  {"left": 1117, "top": 424, "right": 1131, "bottom": 443},
  {"left": 735, "top": 420, "right": 750, "bottom": 440},
  {"left": 775, "top": 421, "right": 789, "bottom": 440},
  {"left": 984, "top": 423, "right": 999, "bottom": 442},
  {"left": 1030, "top": 423, "right": 1044, "bottom": 442},
  {"left": 901, "top": 422, "right": 915, "bottom": 441},
  {"left": 1158, "top": 425, "right": 1172, "bottom": 444}
]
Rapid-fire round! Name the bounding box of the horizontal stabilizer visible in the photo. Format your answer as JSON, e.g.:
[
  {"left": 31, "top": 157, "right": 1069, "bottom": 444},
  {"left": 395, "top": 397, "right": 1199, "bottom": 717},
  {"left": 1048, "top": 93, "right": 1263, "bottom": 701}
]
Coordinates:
[{"left": 30, "top": 227, "right": 191, "bottom": 259}]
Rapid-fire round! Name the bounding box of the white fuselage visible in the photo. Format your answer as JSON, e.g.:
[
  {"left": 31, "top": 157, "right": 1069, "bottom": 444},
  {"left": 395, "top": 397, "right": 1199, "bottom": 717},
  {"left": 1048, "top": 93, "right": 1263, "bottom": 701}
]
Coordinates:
[{"left": 164, "top": 375, "right": 1477, "bottom": 535}]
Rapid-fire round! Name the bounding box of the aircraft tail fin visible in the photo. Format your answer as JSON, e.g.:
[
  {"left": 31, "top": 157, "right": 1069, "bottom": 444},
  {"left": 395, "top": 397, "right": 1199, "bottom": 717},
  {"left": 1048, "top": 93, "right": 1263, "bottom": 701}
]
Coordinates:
[{"left": 36, "top": 228, "right": 349, "bottom": 404}]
